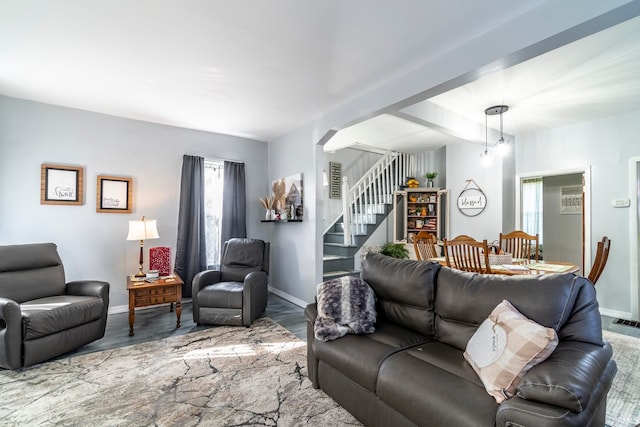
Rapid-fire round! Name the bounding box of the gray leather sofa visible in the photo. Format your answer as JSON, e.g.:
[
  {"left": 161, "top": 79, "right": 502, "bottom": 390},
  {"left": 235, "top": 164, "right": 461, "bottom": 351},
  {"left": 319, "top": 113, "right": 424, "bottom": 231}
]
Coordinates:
[
  {"left": 0, "top": 243, "right": 110, "bottom": 369},
  {"left": 305, "top": 253, "right": 617, "bottom": 427}
]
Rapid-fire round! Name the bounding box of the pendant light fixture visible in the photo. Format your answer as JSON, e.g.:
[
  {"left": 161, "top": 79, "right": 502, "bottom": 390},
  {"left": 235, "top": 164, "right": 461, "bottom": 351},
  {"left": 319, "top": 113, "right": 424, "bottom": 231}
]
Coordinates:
[
  {"left": 484, "top": 105, "right": 509, "bottom": 154},
  {"left": 480, "top": 107, "right": 493, "bottom": 165},
  {"left": 482, "top": 105, "right": 509, "bottom": 161}
]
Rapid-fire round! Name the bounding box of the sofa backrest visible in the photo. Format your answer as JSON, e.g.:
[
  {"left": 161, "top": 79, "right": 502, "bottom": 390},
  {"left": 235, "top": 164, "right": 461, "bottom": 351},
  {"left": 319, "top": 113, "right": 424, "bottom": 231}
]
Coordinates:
[
  {"left": 220, "top": 238, "right": 269, "bottom": 282},
  {"left": 0, "top": 243, "right": 66, "bottom": 303},
  {"left": 361, "top": 253, "right": 440, "bottom": 337},
  {"left": 434, "top": 267, "right": 603, "bottom": 351}
]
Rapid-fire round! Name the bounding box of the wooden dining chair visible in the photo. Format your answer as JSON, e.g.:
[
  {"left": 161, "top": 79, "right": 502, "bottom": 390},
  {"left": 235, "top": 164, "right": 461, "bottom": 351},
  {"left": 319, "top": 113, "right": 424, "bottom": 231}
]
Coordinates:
[
  {"left": 443, "top": 235, "right": 492, "bottom": 274},
  {"left": 499, "top": 230, "right": 540, "bottom": 260},
  {"left": 414, "top": 231, "right": 439, "bottom": 261},
  {"left": 587, "top": 236, "right": 611, "bottom": 285}
]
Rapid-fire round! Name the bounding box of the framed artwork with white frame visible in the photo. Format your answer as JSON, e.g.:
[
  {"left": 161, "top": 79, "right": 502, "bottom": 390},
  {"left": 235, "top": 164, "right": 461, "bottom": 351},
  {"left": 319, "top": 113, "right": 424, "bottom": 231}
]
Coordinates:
[{"left": 560, "top": 185, "right": 582, "bottom": 215}]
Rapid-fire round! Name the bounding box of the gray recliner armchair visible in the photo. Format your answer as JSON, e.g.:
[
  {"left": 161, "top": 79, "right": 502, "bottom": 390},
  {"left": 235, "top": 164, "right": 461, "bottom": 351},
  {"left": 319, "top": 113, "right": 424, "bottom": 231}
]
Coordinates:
[
  {"left": 192, "top": 238, "right": 269, "bottom": 326},
  {"left": 0, "top": 243, "right": 110, "bottom": 370}
]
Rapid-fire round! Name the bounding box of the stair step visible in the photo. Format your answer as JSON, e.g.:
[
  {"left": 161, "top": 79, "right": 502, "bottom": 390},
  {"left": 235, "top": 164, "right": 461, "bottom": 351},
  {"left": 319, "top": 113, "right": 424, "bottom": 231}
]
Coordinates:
[
  {"left": 323, "top": 254, "right": 351, "bottom": 261},
  {"left": 322, "top": 270, "right": 361, "bottom": 281},
  {"left": 323, "top": 242, "right": 358, "bottom": 249}
]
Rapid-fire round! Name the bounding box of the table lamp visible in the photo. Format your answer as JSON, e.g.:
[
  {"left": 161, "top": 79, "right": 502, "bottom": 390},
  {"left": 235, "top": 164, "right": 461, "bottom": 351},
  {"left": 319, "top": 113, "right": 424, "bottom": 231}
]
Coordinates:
[{"left": 127, "top": 216, "right": 159, "bottom": 277}]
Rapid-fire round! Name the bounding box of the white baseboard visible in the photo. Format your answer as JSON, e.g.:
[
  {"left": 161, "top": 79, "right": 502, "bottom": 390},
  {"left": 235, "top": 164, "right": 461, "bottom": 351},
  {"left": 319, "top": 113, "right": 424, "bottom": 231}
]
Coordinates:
[
  {"left": 268, "top": 286, "right": 309, "bottom": 308},
  {"left": 109, "top": 304, "right": 129, "bottom": 315},
  {"left": 600, "top": 307, "right": 634, "bottom": 320}
]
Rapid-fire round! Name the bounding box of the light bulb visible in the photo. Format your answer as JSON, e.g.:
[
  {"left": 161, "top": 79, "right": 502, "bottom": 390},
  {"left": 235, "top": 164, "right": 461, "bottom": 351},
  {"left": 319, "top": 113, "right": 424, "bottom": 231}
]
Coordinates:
[
  {"left": 495, "top": 138, "right": 509, "bottom": 156},
  {"left": 480, "top": 149, "right": 493, "bottom": 166}
]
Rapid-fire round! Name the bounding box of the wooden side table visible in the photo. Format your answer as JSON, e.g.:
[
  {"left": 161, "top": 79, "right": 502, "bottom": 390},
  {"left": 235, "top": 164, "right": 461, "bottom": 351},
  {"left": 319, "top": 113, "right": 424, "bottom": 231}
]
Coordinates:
[{"left": 126, "top": 273, "right": 184, "bottom": 336}]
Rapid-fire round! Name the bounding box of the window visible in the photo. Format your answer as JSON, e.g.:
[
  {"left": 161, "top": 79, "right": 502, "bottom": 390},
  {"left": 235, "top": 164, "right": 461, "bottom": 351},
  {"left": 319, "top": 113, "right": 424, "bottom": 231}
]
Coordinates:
[
  {"left": 204, "top": 160, "right": 224, "bottom": 268},
  {"left": 521, "top": 177, "right": 543, "bottom": 244}
]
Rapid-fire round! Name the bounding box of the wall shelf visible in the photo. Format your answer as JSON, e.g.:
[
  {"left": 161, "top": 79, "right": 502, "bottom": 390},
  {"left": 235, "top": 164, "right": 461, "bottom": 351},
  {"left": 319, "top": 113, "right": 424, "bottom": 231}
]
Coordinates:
[{"left": 260, "top": 219, "right": 303, "bottom": 223}]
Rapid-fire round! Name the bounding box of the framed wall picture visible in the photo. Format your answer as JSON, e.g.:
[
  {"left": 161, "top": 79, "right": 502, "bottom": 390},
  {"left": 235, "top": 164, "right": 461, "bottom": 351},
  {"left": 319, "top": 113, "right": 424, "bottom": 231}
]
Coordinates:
[
  {"left": 561, "top": 185, "right": 583, "bottom": 214},
  {"left": 96, "top": 175, "right": 133, "bottom": 213},
  {"left": 270, "top": 172, "right": 303, "bottom": 220},
  {"left": 329, "top": 162, "right": 342, "bottom": 199},
  {"left": 40, "top": 163, "right": 84, "bottom": 205}
]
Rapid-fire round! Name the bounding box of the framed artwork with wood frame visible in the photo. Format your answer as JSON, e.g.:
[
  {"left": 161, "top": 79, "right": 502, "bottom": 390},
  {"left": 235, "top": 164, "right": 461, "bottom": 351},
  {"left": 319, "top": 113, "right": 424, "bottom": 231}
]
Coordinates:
[
  {"left": 96, "top": 175, "right": 133, "bottom": 213},
  {"left": 40, "top": 163, "right": 84, "bottom": 205}
]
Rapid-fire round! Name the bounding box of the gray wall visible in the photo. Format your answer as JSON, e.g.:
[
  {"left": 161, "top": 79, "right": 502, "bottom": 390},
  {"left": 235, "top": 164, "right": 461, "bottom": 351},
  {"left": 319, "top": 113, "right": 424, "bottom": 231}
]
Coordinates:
[
  {"left": 265, "top": 1, "right": 634, "bottom": 308},
  {"left": 0, "top": 96, "right": 268, "bottom": 311},
  {"left": 542, "top": 174, "right": 583, "bottom": 273},
  {"left": 517, "top": 111, "right": 640, "bottom": 318}
]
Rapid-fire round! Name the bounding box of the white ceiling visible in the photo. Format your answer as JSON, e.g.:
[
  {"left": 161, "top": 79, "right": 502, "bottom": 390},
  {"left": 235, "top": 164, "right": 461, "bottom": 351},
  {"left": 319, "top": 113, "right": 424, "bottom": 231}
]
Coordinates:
[
  {"left": 0, "top": 0, "right": 551, "bottom": 141},
  {"left": 327, "top": 14, "right": 640, "bottom": 153},
  {"left": 1, "top": 2, "right": 639, "bottom": 149}
]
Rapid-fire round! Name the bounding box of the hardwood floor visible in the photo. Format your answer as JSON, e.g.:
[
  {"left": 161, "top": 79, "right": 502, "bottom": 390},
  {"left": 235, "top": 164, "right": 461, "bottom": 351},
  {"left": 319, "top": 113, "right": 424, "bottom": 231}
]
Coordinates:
[
  {"left": 68, "top": 293, "right": 306, "bottom": 358},
  {"left": 66, "top": 293, "right": 639, "bottom": 360}
]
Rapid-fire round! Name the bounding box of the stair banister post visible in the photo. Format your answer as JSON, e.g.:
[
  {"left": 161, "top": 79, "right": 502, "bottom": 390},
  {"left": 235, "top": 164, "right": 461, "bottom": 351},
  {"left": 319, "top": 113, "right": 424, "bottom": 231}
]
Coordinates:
[{"left": 342, "top": 176, "right": 351, "bottom": 246}]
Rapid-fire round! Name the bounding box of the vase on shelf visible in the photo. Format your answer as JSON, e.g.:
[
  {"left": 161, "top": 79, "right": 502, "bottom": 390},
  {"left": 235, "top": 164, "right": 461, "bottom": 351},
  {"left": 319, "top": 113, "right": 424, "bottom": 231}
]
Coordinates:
[
  {"left": 427, "top": 180, "right": 434, "bottom": 187},
  {"left": 265, "top": 210, "right": 272, "bottom": 220}
]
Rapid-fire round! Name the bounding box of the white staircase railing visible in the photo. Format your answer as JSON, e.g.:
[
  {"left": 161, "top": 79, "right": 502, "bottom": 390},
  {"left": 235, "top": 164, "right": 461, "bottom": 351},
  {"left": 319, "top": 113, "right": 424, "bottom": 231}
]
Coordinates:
[{"left": 341, "top": 151, "right": 415, "bottom": 245}]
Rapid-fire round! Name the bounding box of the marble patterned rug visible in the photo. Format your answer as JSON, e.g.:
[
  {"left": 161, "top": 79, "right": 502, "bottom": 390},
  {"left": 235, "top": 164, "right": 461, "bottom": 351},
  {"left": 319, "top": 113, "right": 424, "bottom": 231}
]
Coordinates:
[
  {"left": 604, "top": 330, "right": 640, "bottom": 427},
  {"left": 1, "top": 321, "right": 636, "bottom": 426},
  {"left": 0, "top": 318, "right": 361, "bottom": 427}
]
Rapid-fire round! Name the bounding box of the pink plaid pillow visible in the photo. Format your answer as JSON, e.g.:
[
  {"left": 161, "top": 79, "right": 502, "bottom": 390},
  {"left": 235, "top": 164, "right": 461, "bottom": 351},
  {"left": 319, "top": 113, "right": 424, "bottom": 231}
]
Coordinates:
[{"left": 464, "top": 299, "right": 558, "bottom": 403}]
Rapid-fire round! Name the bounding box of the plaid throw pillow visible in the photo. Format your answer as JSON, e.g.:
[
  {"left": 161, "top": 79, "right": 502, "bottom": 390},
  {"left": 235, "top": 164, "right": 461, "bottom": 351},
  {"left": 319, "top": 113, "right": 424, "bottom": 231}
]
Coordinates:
[{"left": 463, "top": 299, "right": 558, "bottom": 403}]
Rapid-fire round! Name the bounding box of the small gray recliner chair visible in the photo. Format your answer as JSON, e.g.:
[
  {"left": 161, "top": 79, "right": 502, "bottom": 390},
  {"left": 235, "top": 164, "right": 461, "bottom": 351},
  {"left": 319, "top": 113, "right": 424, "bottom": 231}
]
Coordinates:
[
  {"left": 192, "top": 238, "right": 269, "bottom": 326},
  {"left": 0, "top": 243, "right": 110, "bottom": 370}
]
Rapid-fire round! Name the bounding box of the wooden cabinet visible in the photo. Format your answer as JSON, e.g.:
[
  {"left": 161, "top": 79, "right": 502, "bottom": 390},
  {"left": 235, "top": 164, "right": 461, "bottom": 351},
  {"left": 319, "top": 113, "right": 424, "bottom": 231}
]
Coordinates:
[{"left": 394, "top": 188, "right": 449, "bottom": 244}]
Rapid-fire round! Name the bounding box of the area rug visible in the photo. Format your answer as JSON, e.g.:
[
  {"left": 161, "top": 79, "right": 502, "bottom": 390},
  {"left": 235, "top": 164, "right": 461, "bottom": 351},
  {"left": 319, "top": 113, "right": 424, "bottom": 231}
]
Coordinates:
[
  {"left": 604, "top": 330, "right": 640, "bottom": 427},
  {"left": 0, "top": 318, "right": 361, "bottom": 427},
  {"left": 1, "top": 323, "right": 636, "bottom": 427}
]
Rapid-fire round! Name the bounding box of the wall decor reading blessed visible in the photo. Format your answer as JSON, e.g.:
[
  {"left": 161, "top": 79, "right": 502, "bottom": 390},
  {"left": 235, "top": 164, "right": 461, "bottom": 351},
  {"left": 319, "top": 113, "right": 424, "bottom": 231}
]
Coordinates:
[{"left": 457, "top": 179, "right": 487, "bottom": 217}]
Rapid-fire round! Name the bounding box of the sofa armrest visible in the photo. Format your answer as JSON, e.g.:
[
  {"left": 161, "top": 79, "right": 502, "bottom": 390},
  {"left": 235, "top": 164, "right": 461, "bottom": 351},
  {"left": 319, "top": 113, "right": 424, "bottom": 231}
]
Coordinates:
[
  {"left": 192, "top": 270, "right": 221, "bottom": 324},
  {"left": 304, "top": 303, "right": 320, "bottom": 388},
  {"left": 305, "top": 302, "right": 318, "bottom": 324},
  {"left": 497, "top": 355, "right": 616, "bottom": 427},
  {"left": 242, "top": 271, "right": 268, "bottom": 325},
  {"left": 192, "top": 270, "right": 221, "bottom": 296},
  {"left": 0, "top": 297, "right": 23, "bottom": 370},
  {"left": 516, "top": 340, "right": 614, "bottom": 412},
  {"left": 244, "top": 270, "right": 268, "bottom": 288},
  {"left": 66, "top": 280, "right": 110, "bottom": 301}
]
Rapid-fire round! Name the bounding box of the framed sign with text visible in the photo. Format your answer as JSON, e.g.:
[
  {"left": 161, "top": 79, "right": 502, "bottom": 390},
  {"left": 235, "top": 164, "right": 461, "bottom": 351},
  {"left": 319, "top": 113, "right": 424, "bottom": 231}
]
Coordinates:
[
  {"left": 457, "top": 179, "right": 487, "bottom": 217},
  {"left": 40, "top": 163, "right": 84, "bottom": 206},
  {"left": 329, "top": 162, "right": 342, "bottom": 199},
  {"left": 96, "top": 175, "right": 133, "bottom": 213}
]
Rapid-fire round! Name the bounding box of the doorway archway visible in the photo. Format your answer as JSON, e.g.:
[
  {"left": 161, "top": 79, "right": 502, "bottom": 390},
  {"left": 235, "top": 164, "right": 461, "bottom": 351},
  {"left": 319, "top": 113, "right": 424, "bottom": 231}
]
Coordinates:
[{"left": 516, "top": 167, "right": 591, "bottom": 274}]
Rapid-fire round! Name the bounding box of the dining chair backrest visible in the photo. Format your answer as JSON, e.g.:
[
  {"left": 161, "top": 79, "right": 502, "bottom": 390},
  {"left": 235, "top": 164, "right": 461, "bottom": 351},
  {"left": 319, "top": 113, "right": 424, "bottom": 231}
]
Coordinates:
[
  {"left": 414, "top": 231, "right": 438, "bottom": 261},
  {"left": 499, "top": 230, "right": 540, "bottom": 260},
  {"left": 588, "top": 236, "right": 611, "bottom": 285},
  {"left": 443, "top": 235, "right": 492, "bottom": 274}
]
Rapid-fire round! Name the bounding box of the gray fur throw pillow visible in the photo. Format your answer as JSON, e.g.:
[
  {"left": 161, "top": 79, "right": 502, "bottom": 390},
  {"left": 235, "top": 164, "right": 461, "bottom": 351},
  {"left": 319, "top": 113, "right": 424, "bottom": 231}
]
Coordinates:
[{"left": 314, "top": 275, "right": 376, "bottom": 342}]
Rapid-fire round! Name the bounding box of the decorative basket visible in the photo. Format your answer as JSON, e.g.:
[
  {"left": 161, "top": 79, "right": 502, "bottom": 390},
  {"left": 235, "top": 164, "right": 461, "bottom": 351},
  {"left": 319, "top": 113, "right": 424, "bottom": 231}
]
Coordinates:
[{"left": 488, "top": 253, "right": 512, "bottom": 265}]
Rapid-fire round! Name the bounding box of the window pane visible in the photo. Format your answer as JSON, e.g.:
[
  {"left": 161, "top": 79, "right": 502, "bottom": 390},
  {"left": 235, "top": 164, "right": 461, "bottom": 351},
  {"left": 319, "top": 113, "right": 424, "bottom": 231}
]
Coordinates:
[
  {"left": 204, "top": 161, "right": 224, "bottom": 268},
  {"left": 522, "top": 178, "right": 543, "bottom": 244}
]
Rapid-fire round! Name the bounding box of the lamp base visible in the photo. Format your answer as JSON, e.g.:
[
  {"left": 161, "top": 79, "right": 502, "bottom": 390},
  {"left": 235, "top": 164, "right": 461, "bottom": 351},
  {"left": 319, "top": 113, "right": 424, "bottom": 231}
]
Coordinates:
[{"left": 134, "top": 270, "right": 146, "bottom": 278}]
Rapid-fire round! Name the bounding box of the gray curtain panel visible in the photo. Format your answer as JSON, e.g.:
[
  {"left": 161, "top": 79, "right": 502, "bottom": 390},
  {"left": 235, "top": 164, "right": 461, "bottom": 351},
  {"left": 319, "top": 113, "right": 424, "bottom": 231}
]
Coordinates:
[
  {"left": 174, "top": 155, "right": 207, "bottom": 297},
  {"left": 221, "top": 161, "right": 247, "bottom": 244}
]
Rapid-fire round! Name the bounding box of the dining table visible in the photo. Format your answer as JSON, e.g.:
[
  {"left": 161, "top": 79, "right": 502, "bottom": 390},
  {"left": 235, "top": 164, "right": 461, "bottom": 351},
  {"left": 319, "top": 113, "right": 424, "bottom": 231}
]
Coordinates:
[{"left": 428, "top": 257, "right": 579, "bottom": 276}]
